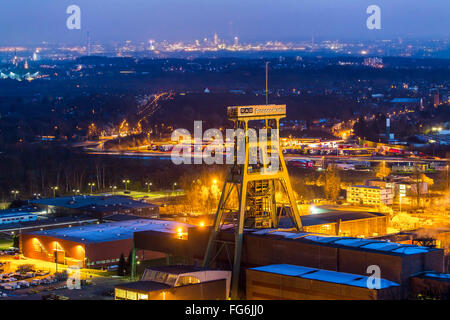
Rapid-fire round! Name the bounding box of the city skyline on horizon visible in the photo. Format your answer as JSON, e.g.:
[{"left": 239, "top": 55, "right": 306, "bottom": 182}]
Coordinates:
[{"left": 0, "top": 0, "right": 449, "bottom": 46}]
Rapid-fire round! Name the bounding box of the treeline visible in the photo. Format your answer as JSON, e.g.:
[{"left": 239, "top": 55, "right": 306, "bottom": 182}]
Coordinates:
[{"left": 0, "top": 144, "right": 214, "bottom": 202}]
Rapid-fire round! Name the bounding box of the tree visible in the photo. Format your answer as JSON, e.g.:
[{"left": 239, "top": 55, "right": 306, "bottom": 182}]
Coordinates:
[
  {"left": 420, "top": 174, "right": 434, "bottom": 187},
  {"left": 376, "top": 161, "right": 390, "bottom": 179},
  {"left": 12, "top": 234, "right": 19, "bottom": 248},
  {"left": 323, "top": 164, "right": 341, "bottom": 202},
  {"left": 126, "top": 251, "right": 133, "bottom": 276},
  {"left": 118, "top": 253, "right": 126, "bottom": 276}
]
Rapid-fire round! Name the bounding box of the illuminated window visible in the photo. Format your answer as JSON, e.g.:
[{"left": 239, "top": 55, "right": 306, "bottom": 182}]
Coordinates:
[
  {"left": 115, "top": 289, "right": 126, "bottom": 299},
  {"left": 176, "top": 276, "right": 201, "bottom": 286},
  {"left": 139, "top": 294, "right": 148, "bottom": 300},
  {"left": 126, "top": 291, "right": 137, "bottom": 300}
]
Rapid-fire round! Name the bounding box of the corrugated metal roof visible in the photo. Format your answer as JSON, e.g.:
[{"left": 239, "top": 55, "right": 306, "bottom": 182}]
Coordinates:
[
  {"left": 30, "top": 195, "right": 157, "bottom": 210},
  {"left": 0, "top": 206, "right": 41, "bottom": 218},
  {"left": 26, "top": 219, "right": 192, "bottom": 244},
  {"left": 251, "top": 264, "right": 400, "bottom": 289},
  {"left": 300, "top": 211, "right": 385, "bottom": 226}
]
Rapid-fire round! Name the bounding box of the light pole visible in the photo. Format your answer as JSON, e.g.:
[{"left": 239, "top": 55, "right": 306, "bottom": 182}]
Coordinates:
[
  {"left": 88, "top": 182, "right": 95, "bottom": 195},
  {"left": 172, "top": 182, "right": 177, "bottom": 195},
  {"left": 446, "top": 165, "right": 449, "bottom": 190},
  {"left": 109, "top": 185, "right": 117, "bottom": 195},
  {"left": 51, "top": 186, "right": 58, "bottom": 198},
  {"left": 11, "top": 190, "right": 19, "bottom": 200},
  {"left": 72, "top": 189, "right": 80, "bottom": 196},
  {"left": 123, "top": 179, "right": 130, "bottom": 191},
  {"left": 33, "top": 193, "right": 41, "bottom": 199},
  {"left": 145, "top": 182, "right": 152, "bottom": 193},
  {"left": 399, "top": 194, "right": 404, "bottom": 213}
]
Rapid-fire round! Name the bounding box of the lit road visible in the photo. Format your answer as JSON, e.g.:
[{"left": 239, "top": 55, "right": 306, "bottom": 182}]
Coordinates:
[{"left": 82, "top": 147, "right": 449, "bottom": 166}]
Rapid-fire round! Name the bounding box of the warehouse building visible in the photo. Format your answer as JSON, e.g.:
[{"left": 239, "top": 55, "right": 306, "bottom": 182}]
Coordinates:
[
  {"left": 133, "top": 225, "right": 445, "bottom": 298},
  {"left": 246, "top": 264, "right": 401, "bottom": 300},
  {"left": 297, "top": 211, "right": 387, "bottom": 238},
  {"left": 0, "top": 206, "right": 41, "bottom": 225},
  {"left": 115, "top": 265, "right": 231, "bottom": 300},
  {"left": 371, "top": 228, "right": 450, "bottom": 256},
  {"left": 29, "top": 195, "right": 159, "bottom": 219},
  {"left": 21, "top": 219, "right": 193, "bottom": 268}
]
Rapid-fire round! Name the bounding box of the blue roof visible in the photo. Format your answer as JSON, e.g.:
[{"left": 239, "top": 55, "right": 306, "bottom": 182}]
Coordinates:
[
  {"left": 251, "top": 264, "right": 400, "bottom": 289},
  {"left": 30, "top": 195, "right": 156, "bottom": 210},
  {"left": 252, "top": 264, "right": 317, "bottom": 276},
  {"left": 26, "top": 219, "right": 192, "bottom": 244},
  {"left": 304, "top": 236, "right": 432, "bottom": 255},
  {"left": 423, "top": 273, "right": 450, "bottom": 280},
  {"left": 245, "top": 227, "right": 435, "bottom": 256},
  {"left": 391, "top": 98, "right": 421, "bottom": 103},
  {"left": 0, "top": 206, "right": 41, "bottom": 218}
]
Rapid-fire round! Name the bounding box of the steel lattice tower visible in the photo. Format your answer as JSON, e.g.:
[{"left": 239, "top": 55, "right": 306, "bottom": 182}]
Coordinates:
[{"left": 203, "top": 104, "right": 303, "bottom": 299}]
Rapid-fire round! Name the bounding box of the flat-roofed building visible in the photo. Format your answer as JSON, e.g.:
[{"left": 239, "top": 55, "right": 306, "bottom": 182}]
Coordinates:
[
  {"left": 0, "top": 206, "right": 41, "bottom": 225},
  {"left": 29, "top": 195, "right": 159, "bottom": 219},
  {"left": 346, "top": 185, "right": 393, "bottom": 205},
  {"left": 115, "top": 265, "right": 231, "bottom": 300},
  {"left": 298, "top": 211, "right": 387, "bottom": 238},
  {"left": 247, "top": 264, "right": 401, "bottom": 300},
  {"left": 21, "top": 219, "right": 193, "bottom": 268},
  {"left": 134, "top": 226, "right": 445, "bottom": 288}
]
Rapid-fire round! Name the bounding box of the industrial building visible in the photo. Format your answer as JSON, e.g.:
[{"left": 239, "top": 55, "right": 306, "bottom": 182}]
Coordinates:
[
  {"left": 346, "top": 185, "right": 393, "bottom": 205},
  {"left": 132, "top": 226, "right": 446, "bottom": 298},
  {"left": 372, "top": 228, "right": 450, "bottom": 255},
  {"left": 298, "top": 211, "right": 387, "bottom": 238},
  {"left": 115, "top": 265, "right": 231, "bottom": 300},
  {"left": 0, "top": 206, "right": 41, "bottom": 225},
  {"left": 246, "top": 264, "right": 401, "bottom": 300},
  {"left": 21, "top": 219, "right": 193, "bottom": 268},
  {"left": 29, "top": 195, "right": 159, "bottom": 219}
]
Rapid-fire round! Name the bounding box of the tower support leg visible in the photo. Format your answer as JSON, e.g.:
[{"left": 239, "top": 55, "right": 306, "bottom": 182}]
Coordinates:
[
  {"left": 203, "top": 181, "right": 232, "bottom": 267},
  {"left": 231, "top": 179, "right": 247, "bottom": 300}
]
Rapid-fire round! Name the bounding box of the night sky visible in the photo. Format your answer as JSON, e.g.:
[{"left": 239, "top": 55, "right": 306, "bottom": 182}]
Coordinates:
[{"left": 1, "top": 0, "right": 449, "bottom": 45}]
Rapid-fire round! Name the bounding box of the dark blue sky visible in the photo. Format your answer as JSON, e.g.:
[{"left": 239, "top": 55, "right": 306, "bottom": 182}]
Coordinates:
[{"left": 1, "top": 0, "right": 449, "bottom": 45}]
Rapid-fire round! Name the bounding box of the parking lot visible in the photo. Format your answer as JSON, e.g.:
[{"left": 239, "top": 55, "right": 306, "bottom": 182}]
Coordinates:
[{"left": 0, "top": 253, "right": 128, "bottom": 300}]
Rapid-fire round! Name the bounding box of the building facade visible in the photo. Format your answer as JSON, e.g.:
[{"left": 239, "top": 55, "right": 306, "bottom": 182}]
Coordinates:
[{"left": 346, "top": 185, "right": 393, "bottom": 205}]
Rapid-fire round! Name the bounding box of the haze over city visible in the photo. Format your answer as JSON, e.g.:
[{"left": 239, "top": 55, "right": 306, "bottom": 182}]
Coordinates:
[{"left": 1, "top": 0, "right": 449, "bottom": 45}]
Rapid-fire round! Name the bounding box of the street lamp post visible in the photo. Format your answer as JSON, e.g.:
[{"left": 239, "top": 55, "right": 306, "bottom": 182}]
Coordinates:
[
  {"left": 446, "top": 165, "right": 449, "bottom": 190},
  {"left": 172, "top": 182, "right": 177, "bottom": 195},
  {"left": 11, "top": 190, "right": 19, "bottom": 200},
  {"left": 399, "top": 194, "right": 404, "bottom": 213},
  {"left": 109, "top": 185, "right": 117, "bottom": 195},
  {"left": 123, "top": 179, "right": 130, "bottom": 191},
  {"left": 88, "top": 183, "right": 95, "bottom": 195},
  {"left": 51, "top": 186, "right": 58, "bottom": 198},
  {"left": 145, "top": 182, "right": 152, "bottom": 193}
]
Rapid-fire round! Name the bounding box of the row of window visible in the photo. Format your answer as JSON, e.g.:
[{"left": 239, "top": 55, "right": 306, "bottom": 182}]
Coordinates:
[
  {"left": 86, "top": 258, "right": 120, "bottom": 266},
  {"left": 1, "top": 215, "right": 35, "bottom": 223},
  {"left": 115, "top": 289, "right": 148, "bottom": 300},
  {"left": 86, "top": 256, "right": 139, "bottom": 266}
]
